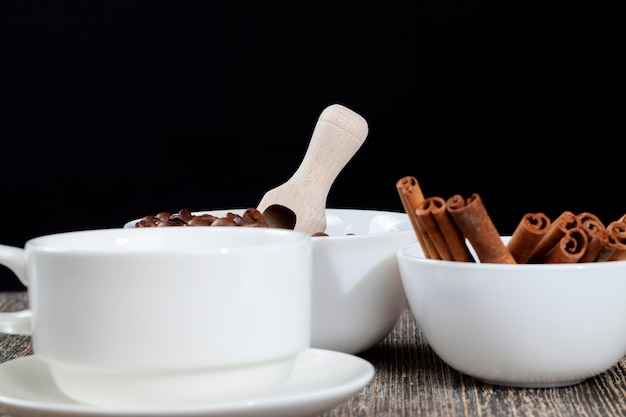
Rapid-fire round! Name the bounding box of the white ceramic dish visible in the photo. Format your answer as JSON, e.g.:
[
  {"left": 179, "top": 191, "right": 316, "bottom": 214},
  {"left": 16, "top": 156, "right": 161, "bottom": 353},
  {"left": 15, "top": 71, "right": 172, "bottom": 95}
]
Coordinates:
[
  {"left": 126, "top": 208, "right": 416, "bottom": 354},
  {"left": 0, "top": 348, "right": 374, "bottom": 417},
  {"left": 0, "top": 227, "right": 313, "bottom": 407},
  {"left": 397, "top": 238, "right": 626, "bottom": 388}
]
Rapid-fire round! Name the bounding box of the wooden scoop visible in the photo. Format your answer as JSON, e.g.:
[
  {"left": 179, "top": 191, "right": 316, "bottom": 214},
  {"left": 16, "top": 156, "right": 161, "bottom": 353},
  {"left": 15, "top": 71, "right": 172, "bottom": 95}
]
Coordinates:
[{"left": 257, "top": 103, "right": 369, "bottom": 234}]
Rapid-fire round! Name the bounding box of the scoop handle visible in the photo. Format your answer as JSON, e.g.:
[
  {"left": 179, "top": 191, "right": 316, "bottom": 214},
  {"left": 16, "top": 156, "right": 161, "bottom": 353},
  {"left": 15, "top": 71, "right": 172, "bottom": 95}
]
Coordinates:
[{"left": 288, "top": 104, "right": 369, "bottom": 197}]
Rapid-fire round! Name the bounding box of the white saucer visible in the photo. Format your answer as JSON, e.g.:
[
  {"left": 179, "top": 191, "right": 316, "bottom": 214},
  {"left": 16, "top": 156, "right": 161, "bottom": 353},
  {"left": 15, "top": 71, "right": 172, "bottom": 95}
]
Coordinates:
[{"left": 0, "top": 348, "right": 374, "bottom": 417}]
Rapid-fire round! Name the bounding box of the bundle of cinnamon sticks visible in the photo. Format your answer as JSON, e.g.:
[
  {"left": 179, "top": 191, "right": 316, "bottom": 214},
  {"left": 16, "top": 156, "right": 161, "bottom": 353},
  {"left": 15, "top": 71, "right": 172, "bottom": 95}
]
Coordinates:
[{"left": 396, "top": 176, "right": 626, "bottom": 264}]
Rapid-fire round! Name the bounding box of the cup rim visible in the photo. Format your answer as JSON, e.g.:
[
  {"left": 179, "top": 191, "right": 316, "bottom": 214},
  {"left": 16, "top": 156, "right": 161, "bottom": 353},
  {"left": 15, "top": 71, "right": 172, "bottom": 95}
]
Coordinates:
[{"left": 25, "top": 226, "right": 311, "bottom": 254}]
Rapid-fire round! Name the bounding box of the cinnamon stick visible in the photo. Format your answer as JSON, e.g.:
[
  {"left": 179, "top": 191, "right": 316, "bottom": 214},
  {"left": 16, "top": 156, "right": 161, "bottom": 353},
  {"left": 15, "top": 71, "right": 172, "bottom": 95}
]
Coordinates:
[
  {"left": 446, "top": 193, "right": 516, "bottom": 264},
  {"left": 415, "top": 197, "right": 453, "bottom": 261},
  {"left": 506, "top": 212, "right": 551, "bottom": 264},
  {"left": 415, "top": 196, "right": 475, "bottom": 262},
  {"left": 607, "top": 221, "right": 626, "bottom": 261},
  {"left": 576, "top": 212, "right": 606, "bottom": 263},
  {"left": 580, "top": 229, "right": 614, "bottom": 262},
  {"left": 608, "top": 219, "right": 626, "bottom": 236},
  {"left": 396, "top": 176, "right": 437, "bottom": 259},
  {"left": 576, "top": 212, "right": 606, "bottom": 240},
  {"left": 528, "top": 211, "right": 578, "bottom": 263},
  {"left": 541, "top": 227, "right": 588, "bottom": 264}
]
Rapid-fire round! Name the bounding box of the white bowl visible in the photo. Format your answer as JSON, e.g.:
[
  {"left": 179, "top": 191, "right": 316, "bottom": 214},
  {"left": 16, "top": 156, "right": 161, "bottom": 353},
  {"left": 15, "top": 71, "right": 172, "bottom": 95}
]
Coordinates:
[
  {"left": 397, "top": 237, "right": 626, "bottom": 388},
  {"left": 126, "top": 208, "right": 416, "bottom": 354}
]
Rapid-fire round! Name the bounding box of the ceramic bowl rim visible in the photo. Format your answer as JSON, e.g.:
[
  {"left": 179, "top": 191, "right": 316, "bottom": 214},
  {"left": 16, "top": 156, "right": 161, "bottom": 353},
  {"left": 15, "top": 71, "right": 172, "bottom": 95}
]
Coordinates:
[
  {"left": 398, "top": 239, "right": 626, "bottom": 271},
  {"left": 125, "top": 207, "right": 415, "bottom": 239}
]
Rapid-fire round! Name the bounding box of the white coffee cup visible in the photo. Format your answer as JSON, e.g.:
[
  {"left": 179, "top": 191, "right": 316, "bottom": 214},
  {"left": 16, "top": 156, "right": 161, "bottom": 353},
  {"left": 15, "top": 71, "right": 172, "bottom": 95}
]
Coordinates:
[{"left": 0, "top": 226, "right": 312, "bottom": 407}]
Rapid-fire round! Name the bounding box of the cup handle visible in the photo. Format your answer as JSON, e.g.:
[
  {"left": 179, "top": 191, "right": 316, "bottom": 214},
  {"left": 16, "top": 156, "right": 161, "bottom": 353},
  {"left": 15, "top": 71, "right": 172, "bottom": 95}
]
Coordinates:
[{"left": 0, "top": 244, "right": 32, "bottom": 335}]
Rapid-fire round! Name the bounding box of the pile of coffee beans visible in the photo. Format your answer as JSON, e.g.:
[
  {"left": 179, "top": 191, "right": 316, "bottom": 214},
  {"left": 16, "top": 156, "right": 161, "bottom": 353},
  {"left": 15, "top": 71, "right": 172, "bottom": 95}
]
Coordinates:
[
  {"left": 133, "top": 207, "right": 342, "bottom": 237},
  {"left": 134, "top": 208, "right": 269, "bottom": 228}
]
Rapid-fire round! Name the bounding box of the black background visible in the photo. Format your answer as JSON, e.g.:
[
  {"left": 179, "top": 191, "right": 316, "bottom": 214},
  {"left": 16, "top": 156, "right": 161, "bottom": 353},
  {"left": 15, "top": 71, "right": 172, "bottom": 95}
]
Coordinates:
[{"left": 2, "top": 2, "right": 625, "bottom": 290}]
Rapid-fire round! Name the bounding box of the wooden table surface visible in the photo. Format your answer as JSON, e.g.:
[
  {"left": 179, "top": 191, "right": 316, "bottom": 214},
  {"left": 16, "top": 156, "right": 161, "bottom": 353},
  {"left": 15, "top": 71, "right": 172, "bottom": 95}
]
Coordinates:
[{"left": 2, "top": 291, "right": 626, "bottom": 416}]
